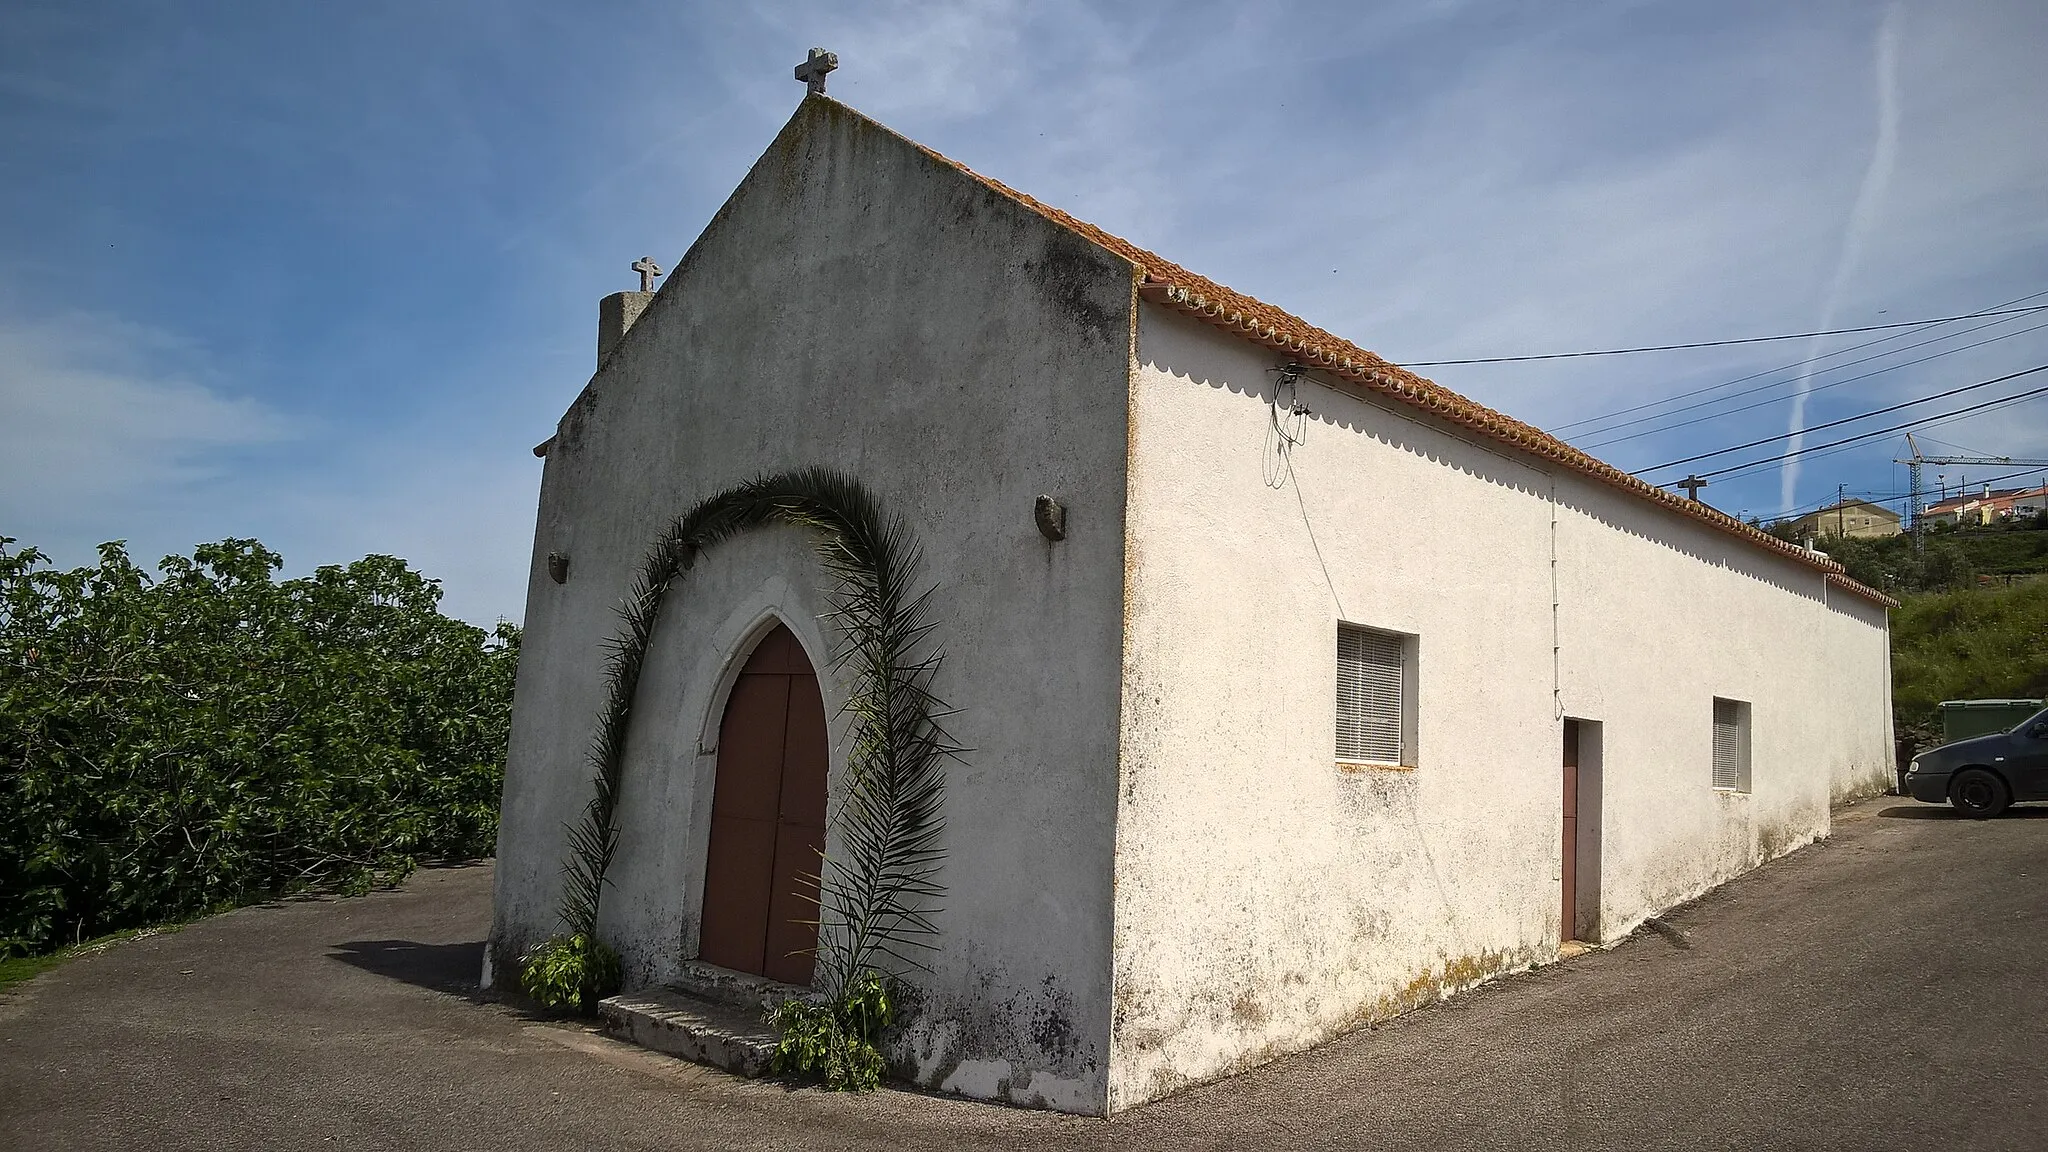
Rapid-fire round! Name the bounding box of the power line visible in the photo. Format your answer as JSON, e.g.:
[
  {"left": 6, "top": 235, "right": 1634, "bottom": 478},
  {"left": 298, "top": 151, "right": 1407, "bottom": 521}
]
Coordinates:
[
  {"left": 1912, "top": 434, "right": 1989, "bottom": 455},
  {"left": 1719, "top": 407, "right": 2048, "bottom": 491},
  {"left": 1685, "top": 376, "right": 2048, "bottom": 481},
  {"left": 1667, "top": 405, "right": 2048, "bottom": 495},
  {"left": 1570, "top": 306, "right": 2048, "bottom": 442},
  {"left": 1753, "top": 465, "right": 2048, "bottom": 527},
  {"left": 1581, "top": 317, "right": 2048, "bottom": 450},
  {"left": 1700, "top": 388, "right": 2048, "bottom": 483},
  {"left": 1568, "top": 309, "right": 2043, "bottom": 440},
  {"left": 1911, "top": 467, "right": 2048, "bottom": 503},
  {"left": 1397, "top": 304, "right": 2048, "bottom": 366},
  {"left": 1713, "top": 416, "right": 1980, "bottom": 487},
  {"left": 1548, "top": 289, "right": 2048, "bottom": 433},
  {"left": 1769, "top": 465, "right": 2047, "bottom": 519},
  {"left": 1636, "top": 364, "right": 2048, "bottom": 474}
]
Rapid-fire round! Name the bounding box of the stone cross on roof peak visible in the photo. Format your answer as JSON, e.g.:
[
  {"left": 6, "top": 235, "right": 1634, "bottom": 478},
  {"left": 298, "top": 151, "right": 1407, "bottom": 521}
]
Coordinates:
[
  {"left": 632, "top": 256, "right": 663, "bottom": 293},
  {"left": 795, "top": 47, "right": 838, "bottom": 95}
]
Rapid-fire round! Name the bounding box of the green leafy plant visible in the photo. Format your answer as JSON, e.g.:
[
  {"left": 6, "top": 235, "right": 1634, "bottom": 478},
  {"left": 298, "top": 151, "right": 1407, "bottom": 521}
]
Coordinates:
[
  {"left": 551, "top": 469, "right": 956, "bottom": 1083},
  {"left": 516, "top": 933, "right": 622, "bottom": 1014},
  {"left": 0, "top": 537, "right": 517, "bottom": 960},
  {"left": 769, "top": 970, "right": 892, "bottom": 1091}
]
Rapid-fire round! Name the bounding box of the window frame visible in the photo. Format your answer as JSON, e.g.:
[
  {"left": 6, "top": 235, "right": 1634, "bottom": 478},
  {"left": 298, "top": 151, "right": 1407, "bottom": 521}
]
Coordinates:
[
  {"left": 1711, "top": 697, "right": 1752, "bottom": 793},
  {"left": 1334, "top": 622, "right": 1419, "bottom": 770}
]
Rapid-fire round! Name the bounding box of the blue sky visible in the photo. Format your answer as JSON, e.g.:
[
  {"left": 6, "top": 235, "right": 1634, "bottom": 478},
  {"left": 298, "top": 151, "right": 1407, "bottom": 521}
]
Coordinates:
[{"left": 4, "top": 0, "right": 2045, "bottom": 623}]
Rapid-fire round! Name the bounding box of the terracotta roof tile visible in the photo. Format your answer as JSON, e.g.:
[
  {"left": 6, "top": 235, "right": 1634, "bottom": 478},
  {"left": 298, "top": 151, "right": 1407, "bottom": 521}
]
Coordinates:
[{"left": 852, "top": 98, "right": 1898, "bottom": 609}]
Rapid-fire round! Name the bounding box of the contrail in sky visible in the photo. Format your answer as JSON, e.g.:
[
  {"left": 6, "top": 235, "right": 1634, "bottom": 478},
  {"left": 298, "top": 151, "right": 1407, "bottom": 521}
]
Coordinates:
[{"left": 1782, "top": 4, "right": 1904, "bottom": 513}]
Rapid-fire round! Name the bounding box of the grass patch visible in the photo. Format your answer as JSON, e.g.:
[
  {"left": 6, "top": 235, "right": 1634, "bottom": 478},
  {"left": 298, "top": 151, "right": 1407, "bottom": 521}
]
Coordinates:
[
  {"left": 0, "top": 925, "right": 181, "bottom": 992},
  {"left": 1893, "top": 580, "right": 2048, "bottom": 726}
]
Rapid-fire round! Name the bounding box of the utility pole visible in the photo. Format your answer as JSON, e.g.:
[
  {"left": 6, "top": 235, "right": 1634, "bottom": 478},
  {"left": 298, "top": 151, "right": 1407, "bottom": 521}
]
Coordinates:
[{"left": 1837, "top": 484, "right": 1847, "bottom": 537}]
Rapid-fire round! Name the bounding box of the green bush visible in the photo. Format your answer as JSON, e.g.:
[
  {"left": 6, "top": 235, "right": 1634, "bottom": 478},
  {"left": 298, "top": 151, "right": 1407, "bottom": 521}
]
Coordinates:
[
  {"left": 516, "top": 933, "right": 622, "bottom": 1014},
  {"left": 0, "top": 537, "right": 517, "bottom": 958},
  {"left": 1787, "top": 516, "right": 2048, "bottom": 595},
  {"left": 769, "top": 971, "right": 893, "bottom": 1092}
]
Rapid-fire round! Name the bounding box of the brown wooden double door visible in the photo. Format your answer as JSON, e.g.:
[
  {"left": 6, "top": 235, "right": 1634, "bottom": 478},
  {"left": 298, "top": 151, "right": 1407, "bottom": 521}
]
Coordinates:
[{"left": 698, "top": 624, "right": 825, "bottom": 986}]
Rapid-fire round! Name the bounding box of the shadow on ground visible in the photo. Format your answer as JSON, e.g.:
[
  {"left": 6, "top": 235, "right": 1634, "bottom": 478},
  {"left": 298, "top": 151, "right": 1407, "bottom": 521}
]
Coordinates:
[
  {"left": 1876, "top": 805, "right": 2048, "bottom": 820},
  {"left": 329, "top": 940, "right": 484, "bottom": 995}
]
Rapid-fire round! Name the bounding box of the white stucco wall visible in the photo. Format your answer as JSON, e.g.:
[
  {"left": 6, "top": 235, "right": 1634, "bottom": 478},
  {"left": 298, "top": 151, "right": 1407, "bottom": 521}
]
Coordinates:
[
  {"left": 1108, "top": 303, "right": 1893, "bottom": 1110},
  {"left": 488, "top": 96, "right": 1136, "bottom": 1114}
]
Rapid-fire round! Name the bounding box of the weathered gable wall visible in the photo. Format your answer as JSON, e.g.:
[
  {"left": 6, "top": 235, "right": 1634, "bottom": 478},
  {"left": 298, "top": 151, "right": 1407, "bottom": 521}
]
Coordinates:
[
  {"left": 1109, "top": 302, "right": 1892, "bottom": 1110},
  {"left": 489, "top": 96, "right": 1136, "bottom": 1114}
]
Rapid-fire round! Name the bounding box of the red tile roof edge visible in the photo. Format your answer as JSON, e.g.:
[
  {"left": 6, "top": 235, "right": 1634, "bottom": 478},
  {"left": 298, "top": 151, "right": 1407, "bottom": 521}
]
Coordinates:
[{"left": 832, "top": 97, "right": 1899, "bottom": 610}]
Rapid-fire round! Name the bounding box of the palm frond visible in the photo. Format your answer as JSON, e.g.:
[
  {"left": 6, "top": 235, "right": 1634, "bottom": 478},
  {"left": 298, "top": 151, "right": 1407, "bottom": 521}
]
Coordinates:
[{"left": 551, "top": 468, "right": 956, "bottom": 999}]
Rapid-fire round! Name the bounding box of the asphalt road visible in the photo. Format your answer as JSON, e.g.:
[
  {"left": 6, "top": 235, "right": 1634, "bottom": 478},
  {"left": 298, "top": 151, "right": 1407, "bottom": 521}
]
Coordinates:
[{"left": 3, "top": 798, "right": 2044, "bottom": 1151}]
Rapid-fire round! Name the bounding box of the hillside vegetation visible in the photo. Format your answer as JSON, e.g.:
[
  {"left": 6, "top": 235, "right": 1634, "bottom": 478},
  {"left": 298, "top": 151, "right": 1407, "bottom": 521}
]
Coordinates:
[
  {"left": 1890, "top": 580, "right": 2048, "bottom": 728},
  {"left": 1783, "top": 514, "right": 2047, "bottom": 730},
  {"left": 1778, "top": 512, "right": 2048, "bottom": 597},
  {"left": 1764, "top": 515, "right": 2048, "bottom": 729},
  {"left": 0, "top": 538, "right": 517, "bottom": 959}
]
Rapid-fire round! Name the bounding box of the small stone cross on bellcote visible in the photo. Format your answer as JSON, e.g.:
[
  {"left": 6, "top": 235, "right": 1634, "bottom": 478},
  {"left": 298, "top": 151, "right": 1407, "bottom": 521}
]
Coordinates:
[
  {"left": 632, "top": 256, "right": 663, "bottom": 293},
  {"left": 795, "top": 47, "right": 838, "bottom": 95}
]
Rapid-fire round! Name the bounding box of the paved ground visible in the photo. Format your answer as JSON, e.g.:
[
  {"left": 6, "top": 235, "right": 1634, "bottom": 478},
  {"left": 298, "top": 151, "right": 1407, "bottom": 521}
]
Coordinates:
[{"left": 3, "top": 798, "right": 2044, "bottom": 1151}]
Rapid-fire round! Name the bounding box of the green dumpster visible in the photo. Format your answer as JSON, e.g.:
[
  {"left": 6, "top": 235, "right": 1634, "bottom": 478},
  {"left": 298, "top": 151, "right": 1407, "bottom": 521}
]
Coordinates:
[{"left": 1938, "top": 699, "right": 2047, "bottom": 744}]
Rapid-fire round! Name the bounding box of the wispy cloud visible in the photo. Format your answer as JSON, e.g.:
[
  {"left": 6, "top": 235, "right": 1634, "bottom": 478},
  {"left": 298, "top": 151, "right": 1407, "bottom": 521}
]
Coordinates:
[
  {"left": 0, "top": 310, "right": 291, "bottom": 540},
  {"left": 0, "top": 303, "right": 537, "bottom": 624},
  {"left": 1782, "top": 3, "right": 1906, "bottom": 513}
]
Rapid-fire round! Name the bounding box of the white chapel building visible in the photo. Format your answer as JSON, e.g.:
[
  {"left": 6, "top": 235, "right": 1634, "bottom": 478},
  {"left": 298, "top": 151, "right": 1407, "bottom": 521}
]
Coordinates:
[{"left": 487, "top": 91, "right": 1895, "bottom": 1116}]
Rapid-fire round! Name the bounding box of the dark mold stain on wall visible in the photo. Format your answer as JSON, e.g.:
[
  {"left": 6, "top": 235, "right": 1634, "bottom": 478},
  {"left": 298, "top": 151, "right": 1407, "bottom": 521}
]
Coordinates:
[
  {"left": 890, "top": 964, "right": 1100, "bottom": 1109},
  {"left": 1026, "top": 974, "right": 1081, "bottom": 1061},
  {"left": 555, "top": 386, "right": 600, "bottom": 456},
  {"left": 1023, "top": 227, "right": 1127, "bottom": 342}
]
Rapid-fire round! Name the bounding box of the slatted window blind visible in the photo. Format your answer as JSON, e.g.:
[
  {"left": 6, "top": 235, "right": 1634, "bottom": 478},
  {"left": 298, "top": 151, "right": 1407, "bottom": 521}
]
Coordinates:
[
  {"left": 1712, "top": 698, "right": 1745, "bottom": 790},
  {"left": 1337, "top": 625, "right": 1406, "bottom": 763}
]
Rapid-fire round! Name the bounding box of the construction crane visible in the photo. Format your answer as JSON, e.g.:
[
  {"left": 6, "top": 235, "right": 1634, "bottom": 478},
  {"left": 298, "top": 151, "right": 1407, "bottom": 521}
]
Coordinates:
[{"left": 1894, "top": 432, "right": 2048, "bottom": 546}]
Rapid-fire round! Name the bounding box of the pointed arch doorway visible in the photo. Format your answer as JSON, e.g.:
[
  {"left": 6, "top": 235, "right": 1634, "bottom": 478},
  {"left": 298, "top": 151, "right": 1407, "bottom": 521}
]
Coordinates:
[{"left": 698, "top": 622, "right": 826, "bottom": 986}]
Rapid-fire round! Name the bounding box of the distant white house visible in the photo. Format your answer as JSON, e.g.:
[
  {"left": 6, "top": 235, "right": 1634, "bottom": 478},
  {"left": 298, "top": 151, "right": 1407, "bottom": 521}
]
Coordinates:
[
  {"left": 486, "top": 94, "right": 1895, "bottom": 1116},
  {"left": 1924, "top": 483, "right": 2048, "bottom": 526}
]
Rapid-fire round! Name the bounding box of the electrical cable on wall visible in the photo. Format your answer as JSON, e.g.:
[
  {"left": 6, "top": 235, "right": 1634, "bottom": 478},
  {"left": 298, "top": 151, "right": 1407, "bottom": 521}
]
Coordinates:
[
  {"left": 1261, "top": 362, "right": 1347, "bottom": 618},
  {"left": 1264, "top": 363, "right": 1312, "bottom": 489}
]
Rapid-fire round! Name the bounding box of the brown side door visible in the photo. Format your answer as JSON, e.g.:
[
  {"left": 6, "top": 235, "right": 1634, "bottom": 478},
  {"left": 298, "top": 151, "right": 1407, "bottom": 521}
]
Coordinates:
[
  {"left": 1562, "top": 719, "right": 1580, "bottom": 943},
  {"left": 698, "top": 624, "right": 826, "bottom": 985}
]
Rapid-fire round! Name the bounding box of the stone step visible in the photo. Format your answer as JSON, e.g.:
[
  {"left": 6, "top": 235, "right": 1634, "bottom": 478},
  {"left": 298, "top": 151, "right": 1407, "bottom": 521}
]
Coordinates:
[
  {"left": 670, "top": 959, "right": 820, "bottom": 1013},
  {"left": 597, "top": 986, "right": 781, "bottom": 1079}
]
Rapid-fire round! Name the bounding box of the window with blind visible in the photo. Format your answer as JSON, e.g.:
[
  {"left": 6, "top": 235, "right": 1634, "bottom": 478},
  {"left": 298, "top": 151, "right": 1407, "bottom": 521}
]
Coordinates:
[
  {"left": 1712, "top": 698, "right": 1751, "bottom": 791},
  {"left": 1336, "top": 624, "right": 1411, "bottom": 765}
]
